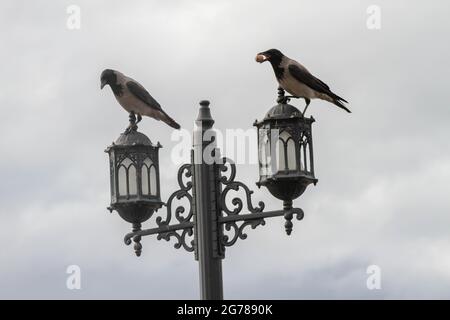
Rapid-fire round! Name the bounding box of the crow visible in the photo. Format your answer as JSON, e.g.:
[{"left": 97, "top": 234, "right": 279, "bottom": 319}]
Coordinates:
[
  {"left": 100, "top": 69, "right": 180, "bottom": 130},
  {"left": 256, "top": 49, "right": 350, "bottom": 114}
]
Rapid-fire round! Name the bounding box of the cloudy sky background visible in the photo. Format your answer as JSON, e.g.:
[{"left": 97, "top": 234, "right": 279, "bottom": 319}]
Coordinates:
[{"left": 1, "top": 0, "right": 450, "bottom": 299}]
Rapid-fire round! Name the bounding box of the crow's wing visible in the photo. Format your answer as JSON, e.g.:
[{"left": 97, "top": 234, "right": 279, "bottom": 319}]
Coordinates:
[
  {"left": 288, "top": 64, "right": 331, "bottom": 94},
  {"left": 126, "top": 81, "right": 162, "bottom": 111},
  {"left": 126, "top": 80, "right": 181, "bottom": 128}
]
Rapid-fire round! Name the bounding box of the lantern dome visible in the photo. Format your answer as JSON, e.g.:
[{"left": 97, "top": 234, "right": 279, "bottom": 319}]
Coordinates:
[
  {"left": 114, "top": 130, "right": 155, "bottom": 147},
  {"left": 264, "top": 103, "right": 302, "bottom": 120}
]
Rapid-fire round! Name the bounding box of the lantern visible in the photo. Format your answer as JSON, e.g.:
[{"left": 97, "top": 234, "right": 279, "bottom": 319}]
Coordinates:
[
  {"left": 254, "top": 95, "right": 317, "bottom": 203},
  {"left": 105, "top": 128, "right": 163, "bottom": 227}
]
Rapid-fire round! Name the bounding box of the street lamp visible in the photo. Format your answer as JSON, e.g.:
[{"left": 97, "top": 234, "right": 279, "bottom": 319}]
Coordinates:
[
  {"left": 105, "top": 92, "right": 318, "bottom": 300},
  {"left": 254, "top": 88, "right": 318, "bottom": 234},
  {"left": 105, "top": 112, "right": 163, "bottom": 256}
]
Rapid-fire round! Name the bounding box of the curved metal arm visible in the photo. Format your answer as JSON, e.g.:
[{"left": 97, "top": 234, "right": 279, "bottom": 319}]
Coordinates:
[
  {"left": 219, "top": 158, "right": 265, "bottom": 215},
  {"left": 219, "top": 207, "right": 304, "bottom": 247},
  {"left": 123, "top": 164, "right": 195, "bottom": 255},
  {"left": 218, "top": 158, "right": 304, "bottom": 249},
  {"left": 157, "top": 163, "right": 193, "bottom": 226}
]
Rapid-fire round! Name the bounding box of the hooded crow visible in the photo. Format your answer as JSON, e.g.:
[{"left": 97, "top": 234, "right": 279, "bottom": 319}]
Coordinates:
[
  {"left": 100, "top": 69, "right": 180, "bottom": 130},
  {"left": 256, "top": 49, "right": 350, "bottom": 114}
]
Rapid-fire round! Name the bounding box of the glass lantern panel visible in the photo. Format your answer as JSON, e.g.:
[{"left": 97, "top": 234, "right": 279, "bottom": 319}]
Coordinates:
[
  {"left": 304, "top": 141, "right": 310, "bottom": 172},
  {"left": 150, "top": 166, "right": 157, "bottom": 195},
  {"left": 259, "top": 131, "right": 267, "bottom": 166},
  {"left": 277, "top": 131, "right": 293, "bottom": 172},
  {"left": 143, "top": 158, "right": 152, "bottom": 167},
  {"left": 118, "top": 165, "right": 127, "bottom": 196},
  {"left": 286, "top": 138, "right": 297, "bottom": 170},
  {"left": 259, "top": 148, "right": 266, "bottom": 176},
  {"left": 265, "top": 134, "right": 273, "bottom": 175},
  {"left": 299, "top": 145, "right": 305, "bottom": 171},
  {"left": 128, "top": 165, "right": 137, "bottom": 195},
  {"left": 121, "top": 157, "right": 133, "bottom": 167},
  {"left": 276, "top": 139, "right": 286, "bottom": 171},
  {"left": 301, "top": 135, "right": 309, "bottom": 172},
  {"left": 141, "top": 158, "right": 153, "bottom": 195},
  {"left": 141, "top": 166, "right": 149, "bottom": 195},
  {"left": 259, "top": 130, "right": 269, "bottom": 176}
]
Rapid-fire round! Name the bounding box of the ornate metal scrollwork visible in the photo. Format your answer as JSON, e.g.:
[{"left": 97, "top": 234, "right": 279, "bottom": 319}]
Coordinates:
[
  {"left": 157, "top": 227, "right": 194, "bottom": 252},
  {"left": 157, "top": 163, "right": 193, "bottom": 226},
  {"left": 219, "top": 158, "right": 265, "bottom": 215},
  {"left": 156, "top": 163, "right": 195, "bottom": 251},
  {"left": 124, "top": 163, "right": 195, "bottom": 255},
  {"left": 218, "top": 158, "right": 266, "bottom": 248},
  {"left": 222, "top": 219, "right": 266, "bottom": 247},
  {"left": 282, "top": 200, "right": 304, "bottom": 235}
]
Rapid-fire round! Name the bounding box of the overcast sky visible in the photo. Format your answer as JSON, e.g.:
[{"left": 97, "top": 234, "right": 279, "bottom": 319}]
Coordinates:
[{"left": 1, "top": 0, "right": 450, "bottom": 299}]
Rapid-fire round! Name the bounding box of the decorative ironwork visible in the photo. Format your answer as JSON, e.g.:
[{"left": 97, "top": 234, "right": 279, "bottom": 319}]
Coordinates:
[
  {"left": 157, "top": 164, "right": 194, "bottom": 225},
  {"left": 123, "top": 163, "right": 195, "bottom": 255},
  {"left": 222, "top": 219, "right": 266, "bottom": 247},
  {"left": 157, "top": 227, "right": 195, "bottom": 252},
  {"left": 218, "top": 158, "right": 266, "bottom": 248},
  {"left": 131, "top": 222, "right": 143, "bottom": 257},
  {"left": 219, "top": 158, "right": 265, "bottom": 215},
  {"left": 156, "top": 163, "right": 195, "bottom": 252},
  {"left": 216, "top": 157, "right": 306, "bottom": 249},
  {"left": 282, "top": 200, "right": 304, "bottom": 235}
]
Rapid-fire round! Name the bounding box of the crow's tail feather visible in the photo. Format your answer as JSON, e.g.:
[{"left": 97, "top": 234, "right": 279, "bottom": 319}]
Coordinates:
[
  {"left": 328, "top": 91, "right": 350, "bottom": 113},
  {"left": 333, "top": 98, "right": 351, "bottom": 113},
  {"left": 160, "top": 111, "right": 181, "bottom": 129}
]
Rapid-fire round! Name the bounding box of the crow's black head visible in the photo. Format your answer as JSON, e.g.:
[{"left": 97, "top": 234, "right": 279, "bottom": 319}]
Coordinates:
[
  {"left": 255, "top": 49, "right": 284, "bottom": 66},
  {"left": 100, "top": 69, "right": 117, "bottom": 89}
]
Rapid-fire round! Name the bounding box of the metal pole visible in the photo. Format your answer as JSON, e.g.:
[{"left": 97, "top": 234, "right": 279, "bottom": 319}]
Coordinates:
[{"left": 192, "top": 100, "right": 224, "bottom": 300}]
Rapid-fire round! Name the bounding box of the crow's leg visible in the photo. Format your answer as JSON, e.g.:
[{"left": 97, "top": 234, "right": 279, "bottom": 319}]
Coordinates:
[
  {"left": 136, "top": 114, "right": 142, "bottom": 125},
  {"left": 302, "top": 98, "right": 311, "bottom": 116},
  {"left": 125, "top": 111, "right": 137, "bottom": 134},
  {"left": 277, "top": 93, "right": 300, "bottom": 104},
  {"left": 284, "top": 95, "right": 300, "bottom": 104}
]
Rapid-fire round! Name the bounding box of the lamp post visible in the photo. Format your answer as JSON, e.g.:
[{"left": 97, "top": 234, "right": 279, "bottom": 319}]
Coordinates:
[
  {"left": 254, "top": 88, "right": 318, "bottom": 235},
  {"left": 105, "top": 90, "right": 317, "bottom": 300}
]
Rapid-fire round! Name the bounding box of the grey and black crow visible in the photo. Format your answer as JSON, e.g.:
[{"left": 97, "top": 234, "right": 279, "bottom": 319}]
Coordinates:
[
  {"left": 100, "top": 69, "right": 180, "bottom": 129},
  {"left": 256, "top": 49, "right": 350, "bottom": 114}
]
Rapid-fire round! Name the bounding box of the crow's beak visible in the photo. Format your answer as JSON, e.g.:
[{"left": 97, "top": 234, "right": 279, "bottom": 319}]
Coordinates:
[
  {"left": 255, "top": 54, "right": 268, "bottom": 63},
  {"left": 100, "top": 79, "right": 106, "bottom": 89}
]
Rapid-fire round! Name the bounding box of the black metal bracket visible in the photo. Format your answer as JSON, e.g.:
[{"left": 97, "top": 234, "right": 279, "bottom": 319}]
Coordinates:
[
  {"left": 218, "top": 158, "right": 304, "bottom": 253},
  {"left": 123, "top": 163, "right": 195, "bottom": 256}
]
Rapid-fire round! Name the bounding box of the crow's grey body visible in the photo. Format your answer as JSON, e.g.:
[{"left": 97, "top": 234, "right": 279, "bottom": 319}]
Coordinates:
[{"left": 100, "top": 69, "right": 180, "bottom": 129}]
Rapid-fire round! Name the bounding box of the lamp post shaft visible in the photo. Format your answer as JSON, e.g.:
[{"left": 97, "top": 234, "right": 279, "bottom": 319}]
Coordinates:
[{"left": 193, "top": 100, "right": 224, "bottom": 300}]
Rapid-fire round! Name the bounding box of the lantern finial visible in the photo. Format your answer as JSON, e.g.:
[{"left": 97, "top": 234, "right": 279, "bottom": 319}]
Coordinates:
[{"left": 277, "top": 87, "right": 290, "bottom": 104}]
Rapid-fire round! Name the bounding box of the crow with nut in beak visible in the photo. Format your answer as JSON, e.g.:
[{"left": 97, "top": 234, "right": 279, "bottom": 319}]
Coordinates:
[{"left": 256, "top": 49, "right": 350, "bottom": 114}]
